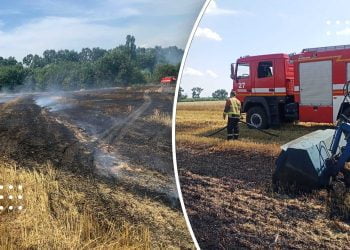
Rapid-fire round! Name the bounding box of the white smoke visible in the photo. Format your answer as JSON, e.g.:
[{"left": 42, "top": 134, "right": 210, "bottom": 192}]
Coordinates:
[
  {"left": 34, "top": 94, "right": 73, "bottom": 111},
  {"left": 93, "top": 148, "right": 123, "bottom": 178},
  {"left": 0, "top": 93, "right": 22, "bottom": 103}
]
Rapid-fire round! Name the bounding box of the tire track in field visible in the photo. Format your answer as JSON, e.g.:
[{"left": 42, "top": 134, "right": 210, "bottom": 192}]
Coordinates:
[{"left": 42, "top": 88, "right": 177, "bottom": 207}]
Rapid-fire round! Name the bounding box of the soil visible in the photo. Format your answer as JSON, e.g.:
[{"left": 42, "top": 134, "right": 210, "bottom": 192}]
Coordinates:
[
  {"left": 0, "top": 86, "right": 193, "bottom": 248},
  {"left": 177, "top": 143, "right": 350, "bottom": 249}
]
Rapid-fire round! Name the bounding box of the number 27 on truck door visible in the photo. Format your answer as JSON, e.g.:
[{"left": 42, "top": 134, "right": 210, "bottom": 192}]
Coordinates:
[{"left": 238, "top": 82, "right": 245, "bottom": 88}]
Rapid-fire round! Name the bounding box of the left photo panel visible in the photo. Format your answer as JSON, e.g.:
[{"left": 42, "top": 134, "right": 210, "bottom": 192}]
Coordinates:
[{"left": 0, "top": 1, "right": 204, "bottom": 248}]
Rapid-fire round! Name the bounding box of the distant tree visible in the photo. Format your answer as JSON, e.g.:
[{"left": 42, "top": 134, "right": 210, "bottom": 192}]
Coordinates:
[
  {"left": 125, "top": 35, "right": 137, "bottom": 59},
  {"left": 0, "top": 57, "right": 18, "bottom": 67},
  {"left": 43, "top": 50, "right": 57, "bottom": 64},
  {"left": 178, "top": 87, "right": 187, "bottom": 100},
  {"left": 153, "top": 46, "right": 183, "bottom": 65},
  {"left": 4, "top": 57, "right": 18, "bottom": 66},
  {"left": 0, "top": 36, "right": 184, "bottom": 92},
  {"left": 0, "top": 65, "right": 27, "bottom": 91},
  {"left": 91, "top": 47, "right": 107, "bottom": 61},
  {"left": 31, "top": 54, "right": 45, "bottom": 68},
  {"left": 161, "top": 46, "right": 184, "bottom": 65},
  {"left": 23, "top": 54, "right": 34, "bottom": 67},
  {"left": 153, "top": 63, "right": 179, "bottom": 82},
  {"left": 212, "top": 89, "right": 228, "bottom": 100},
  {"left": 191, "top": 87, "right": 203, "bottom": 99},
  {"left": 79, "top": 48, "right": 93, "bottom": 62},
  {"left": 94, "top": 48, "right": 146, "bottom": 86},
  {"left": 56, "top": 50, "right": 79, "bottom": 62},
  {"left": 136, "top": 48, "right": 156, "bottom": 72}
]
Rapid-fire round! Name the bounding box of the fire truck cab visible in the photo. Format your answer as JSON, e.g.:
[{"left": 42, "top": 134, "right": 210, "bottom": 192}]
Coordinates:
[{"left": 231, "top": 45, "right": 350, "bottom": 129}]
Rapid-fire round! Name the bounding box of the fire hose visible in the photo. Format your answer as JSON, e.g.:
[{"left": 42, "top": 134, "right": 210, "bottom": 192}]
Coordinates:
[{"left": 207, "top": 120, "right": 279, "bottom": 137}]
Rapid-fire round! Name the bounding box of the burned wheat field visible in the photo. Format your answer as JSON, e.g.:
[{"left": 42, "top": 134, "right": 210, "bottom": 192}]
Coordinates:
[
  {"left": 176, "top": 101, "right": 350, "bottom": 249},
  {"left": 0, "top": 86, "right": 193, "bottom": 249}
]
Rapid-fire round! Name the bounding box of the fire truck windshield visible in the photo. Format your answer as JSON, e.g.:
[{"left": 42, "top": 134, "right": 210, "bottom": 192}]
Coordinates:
[{"left": 237, "top": 63, "right": 250, "bottom": 79}]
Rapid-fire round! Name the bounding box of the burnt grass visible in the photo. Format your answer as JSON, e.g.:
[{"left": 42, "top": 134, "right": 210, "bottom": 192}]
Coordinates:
[
  {"left": 177, "top": 142, "right": 350, "bottom": 249},
  {"left": 0, "top": 97, "right": 94, "bottom": 174},
  {"left": 0, "top": 86, "right": 193, "bottom": 248}
]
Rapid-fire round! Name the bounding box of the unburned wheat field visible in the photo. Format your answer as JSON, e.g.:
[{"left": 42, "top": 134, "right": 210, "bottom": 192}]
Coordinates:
[{"left": 176, "top": 100, "right": 350, "bottom": 249}]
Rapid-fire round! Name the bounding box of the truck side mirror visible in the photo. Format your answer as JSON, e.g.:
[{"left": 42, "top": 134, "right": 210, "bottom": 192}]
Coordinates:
[{"left": 230, "top": 63, "right": 236, "bottom": 80}]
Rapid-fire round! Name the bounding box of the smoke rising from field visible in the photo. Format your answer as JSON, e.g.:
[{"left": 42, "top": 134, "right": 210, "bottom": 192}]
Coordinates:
[
  {"left": 0, "top": 87, "right": 178, "bottom": 207},
  {"left": 93, "top": 148, "right": 124, "bottom": 178},
  {"left": 34, "top": 95, "right": 73, "bottom": 111},
  {"left": 0, "top": 93, "right": 22, "bottom": 103}
]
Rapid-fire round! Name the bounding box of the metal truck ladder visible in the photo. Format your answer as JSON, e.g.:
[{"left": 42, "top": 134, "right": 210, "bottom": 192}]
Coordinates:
[{"left": 302, "top": 44, "right": 350, "bottom": 53}]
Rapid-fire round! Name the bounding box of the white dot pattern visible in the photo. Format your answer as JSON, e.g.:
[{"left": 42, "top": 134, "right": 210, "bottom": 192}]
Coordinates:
[{"left": 0, "top": 183, "right": 24, "bottom": 213}]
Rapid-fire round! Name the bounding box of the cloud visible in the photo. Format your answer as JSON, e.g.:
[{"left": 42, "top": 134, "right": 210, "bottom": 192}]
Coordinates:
[
  {"left": 29, "top": 0, "right": 203, "bottom": 19},
  {"left": 0, "top": 0, "right": 204, "bottom": 59},
  {"left": 206, "top": 70, "right": 218, "bottom": 78},
  {"left": 325, "top": 19, "right": 350, "bottom": 26},
  {"left": 119, "top": 8, "right": 141, "bottom": 16},
  {"left": 206, "top": 1, "right": 238, "bottom": 15},
  {"left": 195, "top": 27, "right": 222, "bottom": 41},
  {"left": 183, "top": 67, "right": 219, "bottom": 78},
  {"left": 276, "top": 13, "right": 291, "bottom": 19},
  {"left": 0, "top": 17, "right": 131, "bottom": 59},
  {"left": 0, "top": 14, "right": 192, "bottom": 60},
  {"left": 183, "top": 67, "right": 204, "bottom": 76},
  {"left": 27, "top": 0, "right": 141, "bottom": 20},
  {"left": 0, "top": 9, "right": 21, "bottom": 16},
  {"left": 336, "top": 28, "right": 350, "bottom": 36}
]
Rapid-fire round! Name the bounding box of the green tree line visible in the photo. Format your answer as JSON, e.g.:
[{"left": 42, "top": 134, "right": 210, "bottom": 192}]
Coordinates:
[{"left": 0, "top": 35, "right": 182, "bottom": 92}]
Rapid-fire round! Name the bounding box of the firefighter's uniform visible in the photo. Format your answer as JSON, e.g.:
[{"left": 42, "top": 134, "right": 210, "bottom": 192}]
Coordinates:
[{"left": 223, "top": 95, "right": 241, "bottom": 140}]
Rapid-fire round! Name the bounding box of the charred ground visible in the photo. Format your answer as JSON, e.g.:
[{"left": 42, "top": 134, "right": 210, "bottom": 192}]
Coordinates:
[
  {"left": 0, "top": 86, "right": 192, "bottom": 249},
  {"left": 176, "top": 101, "right": 350, "bottom": 249}
]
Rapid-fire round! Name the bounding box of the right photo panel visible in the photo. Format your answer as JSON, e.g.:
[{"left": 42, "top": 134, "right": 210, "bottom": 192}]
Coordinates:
[{"left": 176, "top": 0, "right": 350, "bottom": 249}]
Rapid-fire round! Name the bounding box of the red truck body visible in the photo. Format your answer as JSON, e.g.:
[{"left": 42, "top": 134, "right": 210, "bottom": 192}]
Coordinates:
[
  {"left": 231, "top": 45, "right": 350, "bottom": 128},
  {"left": 160, "top": 76, "right": 177, "bottom": 84}
]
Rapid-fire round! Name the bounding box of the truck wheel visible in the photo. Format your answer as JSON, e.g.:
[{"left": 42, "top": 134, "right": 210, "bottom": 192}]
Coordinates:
[{"left": 247, "top": 106, "right": 268, "bottom": 129}]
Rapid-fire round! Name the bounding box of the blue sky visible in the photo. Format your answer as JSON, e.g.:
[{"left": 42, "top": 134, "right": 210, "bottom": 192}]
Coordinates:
[
  {"left": 0, "top": 0, "right": 205, "bottom": 60},
  {"left": 181, "top": 0, "right": 350, "bottom": 97}
]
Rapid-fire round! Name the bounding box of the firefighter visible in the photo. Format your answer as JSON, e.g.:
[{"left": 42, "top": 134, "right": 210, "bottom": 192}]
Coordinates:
[{"left": 223, "top": 90, "right": 241, "bottom": 140}]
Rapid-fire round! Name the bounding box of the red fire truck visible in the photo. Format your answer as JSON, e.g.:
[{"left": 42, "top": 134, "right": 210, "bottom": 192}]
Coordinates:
[
  {"left": 160, "top": 76, "right": 177, "bottom": 84},
  {"left": 231, "top": 45, "right": 350, "bottom": 129}
]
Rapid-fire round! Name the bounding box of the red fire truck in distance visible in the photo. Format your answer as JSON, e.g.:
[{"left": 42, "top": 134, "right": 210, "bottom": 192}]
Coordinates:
[
  {"left": 231, "top": 45, "right": 350, "bottom": 129},
  {"left": 160, "top": 76, "right": 177, "bottom": 84}
]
